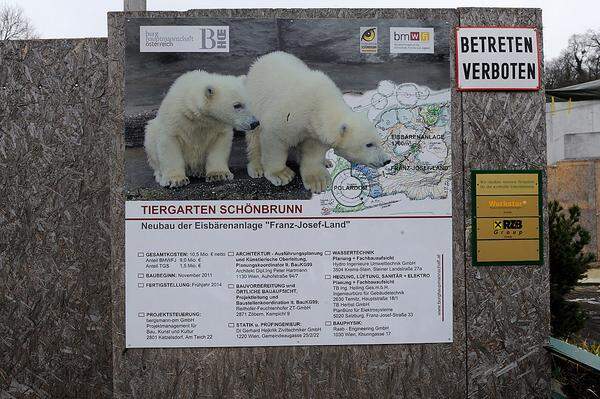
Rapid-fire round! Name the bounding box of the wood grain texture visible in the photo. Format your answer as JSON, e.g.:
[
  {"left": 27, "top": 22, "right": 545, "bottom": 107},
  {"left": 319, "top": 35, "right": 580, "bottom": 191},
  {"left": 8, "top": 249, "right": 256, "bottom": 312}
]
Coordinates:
[
  {"left": 109, "top": 8, "right": 467, "bottom": 399},
  {"left": 0, "top": 39, "right": 112, "bottom": 398},
  {"left": 459, "top": 8, "right": 551, "bottom": 399}
]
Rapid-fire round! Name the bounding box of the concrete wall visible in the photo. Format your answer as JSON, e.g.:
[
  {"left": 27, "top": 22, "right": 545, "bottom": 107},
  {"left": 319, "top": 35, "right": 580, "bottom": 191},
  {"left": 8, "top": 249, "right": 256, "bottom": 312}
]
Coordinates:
[
  {"left": 547, "top": 159, "right": 600, "bottom": 262},
  {"left": 546, "top": 100, "right": 600, "bottom": 164},
  {"left": 564, "top": 132, "right": 600, "bottom": 160}
]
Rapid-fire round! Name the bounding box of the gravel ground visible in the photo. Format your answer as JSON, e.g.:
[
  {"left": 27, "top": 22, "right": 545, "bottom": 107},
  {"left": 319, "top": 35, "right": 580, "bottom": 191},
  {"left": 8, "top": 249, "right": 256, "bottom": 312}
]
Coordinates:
[
  {"left": 125, "top": 136, "right": 312, "bottom": 201},
  {"left": 125, "top": 109, "right": 156, "bottom": 148}
]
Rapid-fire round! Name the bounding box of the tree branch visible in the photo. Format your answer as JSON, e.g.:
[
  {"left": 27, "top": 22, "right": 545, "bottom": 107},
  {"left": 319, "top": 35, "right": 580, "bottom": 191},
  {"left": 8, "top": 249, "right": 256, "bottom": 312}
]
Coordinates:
[{"left": 0, "top": 3, "right": 37, "bottom": 40}]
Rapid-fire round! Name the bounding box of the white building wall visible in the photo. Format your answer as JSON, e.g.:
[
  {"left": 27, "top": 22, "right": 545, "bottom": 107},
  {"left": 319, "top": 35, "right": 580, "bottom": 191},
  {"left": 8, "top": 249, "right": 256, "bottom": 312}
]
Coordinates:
[{"left": 546, "top": 100, "right": 600, "bottom": 164}]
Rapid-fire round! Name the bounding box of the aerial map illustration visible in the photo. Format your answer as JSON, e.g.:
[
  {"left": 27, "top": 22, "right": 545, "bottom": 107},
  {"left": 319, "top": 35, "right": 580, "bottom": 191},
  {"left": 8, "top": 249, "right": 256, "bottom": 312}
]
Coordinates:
[{"left": 319, "top": 81, "right": 452, "bottom": 216}]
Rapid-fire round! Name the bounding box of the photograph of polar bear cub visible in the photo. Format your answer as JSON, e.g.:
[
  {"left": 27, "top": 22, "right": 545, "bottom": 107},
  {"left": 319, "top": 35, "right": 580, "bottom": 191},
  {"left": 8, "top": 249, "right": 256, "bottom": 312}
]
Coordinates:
[
  {"left": 144, "top": 71, "right": 259, "bottom": 188},
  {"left": 245, "top": 52, "right": 391, "bottom": 194},
  {"left": 124, "top": 17, "right": 451, "bottom": 201}
]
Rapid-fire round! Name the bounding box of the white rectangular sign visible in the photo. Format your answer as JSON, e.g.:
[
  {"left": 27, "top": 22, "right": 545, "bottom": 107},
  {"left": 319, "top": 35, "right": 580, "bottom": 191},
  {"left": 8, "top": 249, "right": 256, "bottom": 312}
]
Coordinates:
[
  {"left": 140, "top": 26, "right": 229, "bottom": 53},
  {"left": 390, "top": 27, "right": 434, "bottom": 53},
  {"left": 126, "top": 17, "right": 453, "bottom": 349},
  {"left": 125, "top": 200, "right": 453, "bottom": 348},
  {"left": 456, "top": 27, "right": 540, "bottom": 90}
]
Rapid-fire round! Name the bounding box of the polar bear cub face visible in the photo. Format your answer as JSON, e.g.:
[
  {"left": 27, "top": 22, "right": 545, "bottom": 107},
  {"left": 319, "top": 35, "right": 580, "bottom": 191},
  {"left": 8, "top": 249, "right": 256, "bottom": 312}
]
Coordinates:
[
  {"left": 193, "top": 73, "right": 259, "bottom": 131},
  {"left": 333, "top": 112, "right": 391, "bottom": 169}
]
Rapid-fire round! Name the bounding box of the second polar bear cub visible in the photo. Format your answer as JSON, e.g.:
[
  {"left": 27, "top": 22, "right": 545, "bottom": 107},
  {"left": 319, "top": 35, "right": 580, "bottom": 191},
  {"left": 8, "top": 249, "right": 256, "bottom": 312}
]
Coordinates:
[
  {"left": 245, "top": 51, "right": 391, "bottom": 193},
  {"left": 145, "top": 70, "right": 259, "bottom": 188}
]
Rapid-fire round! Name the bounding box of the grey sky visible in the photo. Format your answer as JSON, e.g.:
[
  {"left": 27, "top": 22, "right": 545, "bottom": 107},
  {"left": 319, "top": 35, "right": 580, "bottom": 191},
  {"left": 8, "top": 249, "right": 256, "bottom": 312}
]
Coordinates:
[{"left": 10, "top": 0, "right": 600, "bottom": 59}]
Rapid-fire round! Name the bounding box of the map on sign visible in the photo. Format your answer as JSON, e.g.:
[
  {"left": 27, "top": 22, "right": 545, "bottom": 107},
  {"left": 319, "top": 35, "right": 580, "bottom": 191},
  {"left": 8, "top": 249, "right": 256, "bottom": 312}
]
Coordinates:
[{"left": 319, "top": 81, "right": 452, "bottom": 216}]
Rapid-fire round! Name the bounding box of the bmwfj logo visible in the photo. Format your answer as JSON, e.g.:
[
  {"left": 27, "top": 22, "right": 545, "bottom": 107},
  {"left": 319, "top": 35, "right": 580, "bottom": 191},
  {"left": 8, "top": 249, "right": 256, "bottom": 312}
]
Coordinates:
[
  {"left": 140, "top": 26, "right": 229, "bottom": 53},
  {"left": 390, "top": 27, "right": 434, "bottom": 54},
  {"left": 394, "top": 31, "right": 431, "bottom": 42}
]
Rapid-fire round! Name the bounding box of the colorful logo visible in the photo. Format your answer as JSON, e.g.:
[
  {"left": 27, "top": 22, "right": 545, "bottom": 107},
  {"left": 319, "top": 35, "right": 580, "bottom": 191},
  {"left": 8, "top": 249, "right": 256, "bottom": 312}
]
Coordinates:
[
  {"left": 362, "top": 28, "right": 377, "bottom": 42},
  {"left": 493, "top": 219, "right": 524, "bottom": 236},
  {"left": 360, "top": 27, "right": 378, "bottom": 54},
  {"left": 390, "top": 27, "right": 434, "bottom": 54}
]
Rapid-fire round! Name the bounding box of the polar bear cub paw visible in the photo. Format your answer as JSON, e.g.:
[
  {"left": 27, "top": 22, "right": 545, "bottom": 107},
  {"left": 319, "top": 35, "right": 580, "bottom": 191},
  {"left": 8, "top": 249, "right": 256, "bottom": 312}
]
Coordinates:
[
  {"left": 153, "top": 171, "right": 163, "bottom": 184},
  {"left": 159, "top": 174, "right": 190, "bottom": 188},
  {"left": 265, "top": 167, "right": 295, "bottom": 186},
  {"left": 206, "top": 170, "right": 234, "bottom": 182},
  {"left": 247, "top": 162, "right": 264, "bottom": 179},
  {"left": 303, "top": 168, "right": 331, "bottom": 194}
]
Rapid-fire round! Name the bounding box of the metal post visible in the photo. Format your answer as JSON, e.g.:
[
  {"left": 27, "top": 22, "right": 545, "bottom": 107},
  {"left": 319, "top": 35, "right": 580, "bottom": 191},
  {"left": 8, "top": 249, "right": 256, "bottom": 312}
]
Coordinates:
[{"left": 124, "top": 0, "right": 147, "bottom": 11}]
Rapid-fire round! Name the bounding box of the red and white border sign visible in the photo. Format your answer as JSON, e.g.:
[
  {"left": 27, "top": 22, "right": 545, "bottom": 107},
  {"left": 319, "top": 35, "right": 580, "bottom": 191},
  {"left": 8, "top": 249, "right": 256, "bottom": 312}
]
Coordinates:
[{"left": 455, "top": 26, "right": 541, "bottom": 91}]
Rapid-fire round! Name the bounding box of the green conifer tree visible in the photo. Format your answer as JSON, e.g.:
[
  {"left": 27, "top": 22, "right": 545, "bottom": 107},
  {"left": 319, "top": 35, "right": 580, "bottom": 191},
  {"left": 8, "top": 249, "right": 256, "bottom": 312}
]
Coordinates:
[{"left": 549, "top": 201, "right": 596, "bottom": 338}]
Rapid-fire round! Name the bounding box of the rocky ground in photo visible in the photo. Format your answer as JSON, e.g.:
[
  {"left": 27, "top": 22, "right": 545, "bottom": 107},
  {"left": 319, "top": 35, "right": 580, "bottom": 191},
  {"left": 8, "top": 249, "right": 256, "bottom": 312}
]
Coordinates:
[{"left": 125, "top": 139, "right": 312, "bottom": 201}]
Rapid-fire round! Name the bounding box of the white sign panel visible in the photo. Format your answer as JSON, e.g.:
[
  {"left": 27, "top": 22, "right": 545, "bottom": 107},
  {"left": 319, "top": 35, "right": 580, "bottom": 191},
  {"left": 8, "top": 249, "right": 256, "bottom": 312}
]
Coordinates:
[
  {"left": 390, "top": 27, "right": 434, "bottom": 53},
  {"left": 140, "top": 26, "right": 229, "bottom": 52},
  {"left": 125, "top": 200, "right": 453, "bottom": 348},
  {"left": 125, "top": 17, "right": 453, "bottom": 349},
  {"left": 456, "top": 27, "right": 541, "bottom": 90}
]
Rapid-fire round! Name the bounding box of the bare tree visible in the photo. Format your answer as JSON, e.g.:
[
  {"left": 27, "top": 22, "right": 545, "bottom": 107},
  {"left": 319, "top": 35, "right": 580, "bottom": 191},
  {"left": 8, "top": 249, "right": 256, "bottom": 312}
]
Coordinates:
[
  {"left": 545, "top": 29, "right": 600, "bottom": 89},
  {"left": 0, "top": 2, "right": 37, "bottom": 40}
]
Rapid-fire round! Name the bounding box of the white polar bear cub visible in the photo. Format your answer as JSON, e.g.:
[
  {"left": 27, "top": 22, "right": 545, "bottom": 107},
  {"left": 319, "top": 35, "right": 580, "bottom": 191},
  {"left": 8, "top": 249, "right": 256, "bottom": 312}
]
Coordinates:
[
  {"left": 245, "top": 51, "right": 391, "bottom": 193},
  {"left": 145, "top": 70, "right": 259, "bottom": 188}
]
